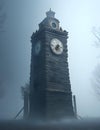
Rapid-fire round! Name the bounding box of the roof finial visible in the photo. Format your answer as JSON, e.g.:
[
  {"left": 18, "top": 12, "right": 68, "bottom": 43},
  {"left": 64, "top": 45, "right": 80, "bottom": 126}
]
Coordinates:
[{"left": 46, "top": 9, "right": 55, "bottom": 18}]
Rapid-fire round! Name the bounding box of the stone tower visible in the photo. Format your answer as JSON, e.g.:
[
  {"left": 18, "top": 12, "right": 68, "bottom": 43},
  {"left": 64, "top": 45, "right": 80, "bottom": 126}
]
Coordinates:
[{"left": 29, "top": 9, "right": 74, "bottom": 120}]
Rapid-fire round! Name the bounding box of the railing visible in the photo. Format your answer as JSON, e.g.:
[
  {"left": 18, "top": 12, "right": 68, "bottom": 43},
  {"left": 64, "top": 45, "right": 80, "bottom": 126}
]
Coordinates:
[{"left": 14, "top": 107, "right": 24, "bottom": 119}]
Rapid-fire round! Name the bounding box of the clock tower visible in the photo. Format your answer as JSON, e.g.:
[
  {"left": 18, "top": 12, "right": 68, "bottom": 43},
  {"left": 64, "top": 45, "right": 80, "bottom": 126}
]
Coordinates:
[{"left": 29, "top": 9, "right": 74, "bottom": 120}]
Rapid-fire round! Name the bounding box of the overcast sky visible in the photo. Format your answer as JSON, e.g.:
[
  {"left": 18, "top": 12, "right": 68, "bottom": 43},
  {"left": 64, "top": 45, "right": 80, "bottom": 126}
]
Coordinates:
[{"left": 0, "top": 0, "right": 100, "bottom": 119}]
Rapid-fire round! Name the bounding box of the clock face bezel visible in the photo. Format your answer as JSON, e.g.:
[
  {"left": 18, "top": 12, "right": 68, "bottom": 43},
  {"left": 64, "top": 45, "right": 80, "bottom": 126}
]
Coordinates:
[
  {"left": 35, "top": 40, "right": 41, "bottom": 55},
  {"left": 50, "top": 20, "right": 58, "bottom": 30},
  {"left": 50, "top": 38, "right": 63, "bottom": 55},
  {"left": 51, "top": 22, "right": 57, "bottom": 29}
]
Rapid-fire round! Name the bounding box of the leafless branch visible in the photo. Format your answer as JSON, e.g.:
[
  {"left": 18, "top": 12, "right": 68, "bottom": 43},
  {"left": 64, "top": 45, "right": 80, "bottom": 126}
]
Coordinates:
[{"left": 92, "top": 27, "right": 100, "bottom": 48}]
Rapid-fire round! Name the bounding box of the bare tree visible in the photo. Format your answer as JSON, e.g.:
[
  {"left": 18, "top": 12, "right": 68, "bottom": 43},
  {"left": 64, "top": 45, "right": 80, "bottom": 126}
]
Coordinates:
[
  {"left": 92, "top": 64, "right": 100, "bottom": 98},
  {"left": 0, "top": 0, "right": 6, "bottom": 98},
  {"left": 92, "top": 27, "right": 100, "bottom": 99}
]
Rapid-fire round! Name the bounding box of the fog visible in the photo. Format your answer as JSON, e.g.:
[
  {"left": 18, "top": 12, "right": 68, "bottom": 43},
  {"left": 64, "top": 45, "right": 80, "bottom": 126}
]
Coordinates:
[{"left": 0, "top": 0, "right": 100, "bottom": 119}]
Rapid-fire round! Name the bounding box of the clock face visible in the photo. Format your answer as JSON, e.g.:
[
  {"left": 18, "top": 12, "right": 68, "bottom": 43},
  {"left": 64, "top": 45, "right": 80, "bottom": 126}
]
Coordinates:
[
  {"left": 35, "top": 41, "right": 41, "bottom": 55},
  {"left": 50, "top": 20, "right": 58, "bottom": 29},
  {"left": 50, "top": 38, "right": 63, "bottom": 55},
  {"left": 52, "top": 22, "right": 56, "bottom": 28}
]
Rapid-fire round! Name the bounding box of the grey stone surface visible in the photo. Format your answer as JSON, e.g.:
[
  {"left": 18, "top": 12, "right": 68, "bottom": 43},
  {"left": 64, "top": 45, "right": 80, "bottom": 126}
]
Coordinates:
[{"left": 29, "top": 11, "right": 74, "bottom": 120}]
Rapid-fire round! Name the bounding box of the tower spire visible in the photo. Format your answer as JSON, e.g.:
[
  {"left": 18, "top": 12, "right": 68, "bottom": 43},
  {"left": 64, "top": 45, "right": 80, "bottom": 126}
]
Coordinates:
[{"left": 46, "top": 9, "right": 55, "bottom": 18}]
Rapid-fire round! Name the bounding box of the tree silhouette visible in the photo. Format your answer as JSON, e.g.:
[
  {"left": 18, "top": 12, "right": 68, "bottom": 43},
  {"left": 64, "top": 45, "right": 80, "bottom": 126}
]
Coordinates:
[
  {"left": 92, "top": 27, "right": 100, "bottom": 99},
  {"left": 0, "top": 0, "right": 6, "bottom": 98}
]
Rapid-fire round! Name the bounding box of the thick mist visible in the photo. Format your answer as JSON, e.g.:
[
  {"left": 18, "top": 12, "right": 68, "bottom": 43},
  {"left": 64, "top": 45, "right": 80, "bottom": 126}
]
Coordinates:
[{"left": 0, "top": 0, "right": 100, "bottom": 119}]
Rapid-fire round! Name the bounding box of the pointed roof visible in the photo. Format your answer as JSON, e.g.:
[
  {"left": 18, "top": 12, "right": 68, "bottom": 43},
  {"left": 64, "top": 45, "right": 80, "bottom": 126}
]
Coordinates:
[{"left": 46, "top": 8, "right": 55, "bottom": 18}]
